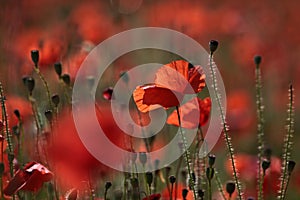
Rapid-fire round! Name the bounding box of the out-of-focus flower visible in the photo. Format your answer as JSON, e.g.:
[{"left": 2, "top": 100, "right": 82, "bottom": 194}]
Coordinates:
[
  {"left": 4, "top": 162, "right": 53, "bottom": 196},
  {"left": 133, "top": 60, "right": 205, "bottom": 113},
  {"left": 167, "top": 97, "right": 211, "bottom": 129},
  {"left": 226, "top": 91, "right": 254, "bottom": 132}
]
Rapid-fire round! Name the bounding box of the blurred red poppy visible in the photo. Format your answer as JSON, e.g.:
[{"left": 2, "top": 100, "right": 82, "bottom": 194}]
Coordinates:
[
  {"left": 133, "top": 60, "right": 205, "bottom": 113},
  {"left": 4, "top": 162, "right": 53, "bottom": 196},
  {"left": 167, "top": 97, "right": 211, "bottom": 129}
]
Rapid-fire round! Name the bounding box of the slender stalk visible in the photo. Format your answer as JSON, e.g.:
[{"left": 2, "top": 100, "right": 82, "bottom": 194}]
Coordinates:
[
  {"left": 278, "top": 84, "right": 294, "bottom": 200},
  {"left": 208, "top": 55, "right": 243, "bottom": 199},
  {"left": 176, "top": 106, "right": 197, "bottom": 199},
  {"left": 174, "top": 156, "right": 183, "bottom": 200},
  {"left": 34, "top": 67, "right": 53, "bottom": 110},
  {"left": 207, "top": 178, "right": 212, "bottom": 200},
  {"left": 214, "top": 169, "right": 226, "bottom": 200},
  {"left": 255, "top": 56, "right": 265, "bottom": 200}
]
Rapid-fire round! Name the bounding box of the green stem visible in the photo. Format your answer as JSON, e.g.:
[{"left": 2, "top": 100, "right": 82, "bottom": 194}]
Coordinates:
[
  {"left": 207, "top": 179, "right": 212, "bottom": 200},
  {"left": 214, "top": 169, "right": 226, "bottom": 200},
  {"left": 208, "top": 55, "right": 243, "bottom": 199},
  {"left": 34, "top": 68, "right": 53, "bottom": 110},
  {"left": 255, "top": 60, "right": 265, "bottom": 200},
  {"left": 176, "top": 106, "right": 197, "bottom": 199},
  {"left": 278, "top": 85, "right": 294, "bottom": 200}
]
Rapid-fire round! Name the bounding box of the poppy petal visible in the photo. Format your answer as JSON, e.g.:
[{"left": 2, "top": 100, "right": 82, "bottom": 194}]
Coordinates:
[
  {"left": 187, "top": 66, "right": 206, "bottom": 93},
  {"left": 133, "top": 85, "right": 183, "bottom": 113},
  {"left": 167, "top": 97, "right": 211, "bottom": 129}
]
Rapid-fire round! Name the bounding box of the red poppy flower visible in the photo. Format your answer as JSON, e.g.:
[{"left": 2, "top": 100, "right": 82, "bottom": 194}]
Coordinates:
[
  {"left": 133, "top": 60, "right": 206, "bottom": 113},
  {"left": 142, "top": 193, "right": 161, "bottom": 200},
  {"left": 3, "top": 162, "right": 53, "bottom": 196},
  {"left": 167, "top": 97, "right": 211, "bottom": 129}
]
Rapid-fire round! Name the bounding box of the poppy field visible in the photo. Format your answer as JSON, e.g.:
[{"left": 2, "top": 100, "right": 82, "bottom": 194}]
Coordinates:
[{"left": 0, "top": 0, "right": 299, "bottom": 200}]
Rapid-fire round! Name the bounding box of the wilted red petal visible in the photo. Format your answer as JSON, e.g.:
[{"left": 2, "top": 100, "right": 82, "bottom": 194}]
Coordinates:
[
  {"left": 142, "top": 193, "right": 161, "bottom": 200},
  {"left": 133, "top": 85, "right": 183, "bottom": 113},
  {"left": 3, "top": 162, "right": 53, "bottom": 195},
  {"left": 167, "top": 97, "right": 211, "bottom": 129}
]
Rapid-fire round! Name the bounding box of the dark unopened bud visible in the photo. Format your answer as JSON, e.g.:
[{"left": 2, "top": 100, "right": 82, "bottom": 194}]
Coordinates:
[
  {"left": 254, "top": 55, "right": 262, "bottom": 65},
  {"left": 105, "top": 181, "right": 112, "bottom": 190},
  {"left": 45, "top": 110, "right": 53, "bottom": 122},
  {"left": 62, "top": 74, "right": 71, "bottom": 85},
  {"left": 182, "top": 188, "right": 188, "bottom": 200},
  {"left": 169, "top": 175, "right": 176, "bottom": 184},
  {"left": 0, "top": 135, "right": 4, "bottom": 142},
  {"left": 209, "top": 40, "right": 219, "bottom": 54},
  {"left": 139, "top": 152, "right": 147, "bottom": 165},
  {"left": 0, "top": 162, "right": 4, "bottom": 175},
  {"left": 226, "top": 181, "right": 236, "bottom": 197},
  {"left": 65, "top": 188, "right": 78, "bottom": 200},
  {"left": 198, "top": 189, "right": 204, "bottom": 198},
  {"left": 288, "top": 160, "right": 296, "bottom": 174},
  {"left": 262, "top": 159, "right": 271, "bottom": 174},
  {"left": 130, "top": 178, "right": 139, "bottom": 188},
  {"left": 145, "top": 172, "right": 153, "bottom": 186},
  {"left": 102, "top": 87, "right": 113, "bottom": 100},
  {"left": 25, "top": 77, "right": 35, "bottom": 94},
  {"left": 51, "top": 94, "right": 60, "bottom": 107},
  {"left": 14, "top": 109, "right": 21, "bottom": 119},
  {"left": 208, "top": 154, "right": 216, "bottom": 167},
  {"left": 31, "top": 50, "right": 39, "bottom": 67},
  {"left": 247, "top": 197, "right": 255, "bottom": 200},
  {"left": 54, "top": 62, "right": 62, "bottom": 77},
  {"left": 206, "top": 167, "right": 214, "bottom": 180},
  {"left": 113, "top": 189, "right": 123, "bottom": 200}
]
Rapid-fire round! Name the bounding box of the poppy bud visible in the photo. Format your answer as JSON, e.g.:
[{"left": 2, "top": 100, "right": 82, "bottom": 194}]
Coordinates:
[
  {"left": 25, "top": 77, "right": 35, "bottom": 95},
  {"left": 105, "top": 181, "right": 112, "bottom": 190},
  {"left": 31, "top": 50, "right": 39, "bottom": 67},
  {"left": 262, "top": 159, "right": 271, "bottom": 174},
  {"left": 0, "top": 162, "right": 4, "bottom": 175},
  {"left": 131, "top": 151, "right": 137, "bottom": 163},
  {"left": 130, "top": 178, "right": 139, "bottom": 188},
  {"left": 54, "top": 62, "right": 62, "bottom": 77},
  {"left": 139, "top": 152, "right": 147, "bottom": 165},
  {"left": 146, "top": 172, "right": 153, "bottom": 186},
  {"left": 51, "top": 94, "right": 60, "bottom": 107},
  {"left": 247, "top": 197, "right": 255, "bottom": 200},
  {"left": 114, "top": 189, "right": 123, "bottom": 200},
  {"left": 226, "top": 181, "right": 235, "bottom": 197},
  {"left": 14, "top": 109, "right": 21, "bottom": 120},
  {"left": 62, "top": 74, "right": 71, "bottom": 85},
  {"left": 0, "top": 135, "right": 4, "bottom": 142},
  {"left": 182, "top": 188, "right": 188, "bottom": 200},
  {"left": 288, "top": 160, "right": 296, "bottom": 174},
  {"left": 208, "top": 154, "right": 216, "bottom": 167},
  {"left": 169, "top": 175, "right": 176, "bottom": 184},
  {"left": 209, "top": 40, "right": 219, "bottom": 54},
  {"left": 254, "top": 55, "right": 262, "bottom": 65},
  {"left": 45, "top": 110, "right": 53, "bottom": 122},
  {"left": 102, "top": 87, "right": 113, "bottom": 100},
  {"left": 206, "top": 167, "right": 214, "bottom": 180},
  {"left": 198, "top": 189, "right": 204, "bottom": 198}
]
